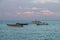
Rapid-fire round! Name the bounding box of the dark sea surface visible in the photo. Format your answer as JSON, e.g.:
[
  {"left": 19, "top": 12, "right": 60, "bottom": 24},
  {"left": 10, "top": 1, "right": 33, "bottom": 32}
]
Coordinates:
[{"left": 0, "top": 20, "right": 60, "bottom": 40}]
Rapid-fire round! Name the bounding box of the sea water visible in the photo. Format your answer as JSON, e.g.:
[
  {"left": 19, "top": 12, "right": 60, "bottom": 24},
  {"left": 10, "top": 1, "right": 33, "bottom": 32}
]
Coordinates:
[{"left": 0, "top": 20, "right": 60, "bottom": 40}]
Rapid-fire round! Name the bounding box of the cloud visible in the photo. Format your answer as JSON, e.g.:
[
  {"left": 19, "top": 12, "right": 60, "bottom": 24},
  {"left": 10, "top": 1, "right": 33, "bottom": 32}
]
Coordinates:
[
  {"left": 32, "top": 0, "right": 59, "bottom": 3},
  {"left": 40, "top": 9, "right": 54, "bottom": 16},
  {"left": 16, "top": 12, "right": 34, "bottom": 16},
  {"left": 8, "top": 9, "right": 60, "bottom": 20},
  {"left": 18, "top": 6, "right": 42, "bottom": 11},
  {"left": 31, "top": 7, "right": 39, "bottom": 10},
  {"left": 23, "top": 12, "right": 34, "bottom": 14},
  {"left": 40, "top": 9, "right": 53, "bottom": 13},
  {"left": 18, "top": 6, "right": 23, "bottom": 9},
  {"left": 16, "top": 9, "right": 55, "bottom": 17},
  {"left": 16, "top": 12, "right": 35, "bottom": 20}
]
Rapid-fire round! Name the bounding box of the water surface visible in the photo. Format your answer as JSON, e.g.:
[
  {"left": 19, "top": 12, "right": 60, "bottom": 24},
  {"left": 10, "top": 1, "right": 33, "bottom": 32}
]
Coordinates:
[{"left": 0, "top": 20, "right": 60, "bottom": 40}]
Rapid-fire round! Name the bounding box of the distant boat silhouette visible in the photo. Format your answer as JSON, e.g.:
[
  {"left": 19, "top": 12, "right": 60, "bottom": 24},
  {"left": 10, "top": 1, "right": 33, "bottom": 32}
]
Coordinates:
[{"left": 31, "top": 21, "right": 48, "bottom": 25}]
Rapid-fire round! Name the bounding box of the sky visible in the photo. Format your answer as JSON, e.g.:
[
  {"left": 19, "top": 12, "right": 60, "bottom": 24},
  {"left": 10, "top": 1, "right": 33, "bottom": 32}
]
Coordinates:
[{"left": 0, "top": 0, "right": 60, "bottom": 20}]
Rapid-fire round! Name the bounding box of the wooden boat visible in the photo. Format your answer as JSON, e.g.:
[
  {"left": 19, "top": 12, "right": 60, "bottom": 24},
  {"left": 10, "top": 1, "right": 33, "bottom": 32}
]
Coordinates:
[
  {"left": 7, "top": 24, "right": 23, "bottom": 27},
  {"left": 7, "top": 23, "right": 28, "bottom": 27}
]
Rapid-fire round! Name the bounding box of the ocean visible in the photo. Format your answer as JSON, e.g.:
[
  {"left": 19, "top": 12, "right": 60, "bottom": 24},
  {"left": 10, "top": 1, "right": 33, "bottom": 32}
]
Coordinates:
[{"left": 0, "top": 20, "right": 60, "bottom": 40}]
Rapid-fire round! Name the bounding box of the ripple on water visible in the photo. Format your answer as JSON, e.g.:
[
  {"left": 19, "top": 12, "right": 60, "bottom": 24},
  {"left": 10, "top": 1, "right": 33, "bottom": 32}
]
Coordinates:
[{"left": 0, "top": 21, "right": 60, "bottom": 40}]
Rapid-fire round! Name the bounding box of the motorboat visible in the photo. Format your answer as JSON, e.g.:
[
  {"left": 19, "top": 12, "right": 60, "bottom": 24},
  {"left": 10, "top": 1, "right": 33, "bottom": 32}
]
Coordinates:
[{"left": 31, "top": 21, "right": 48, "bottom": 25}]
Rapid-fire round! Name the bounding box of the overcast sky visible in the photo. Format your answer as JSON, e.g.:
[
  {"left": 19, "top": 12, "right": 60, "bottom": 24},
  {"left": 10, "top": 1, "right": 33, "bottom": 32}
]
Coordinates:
[{"left": 0, "top": 0, "right": 60, "bottom": 20}]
